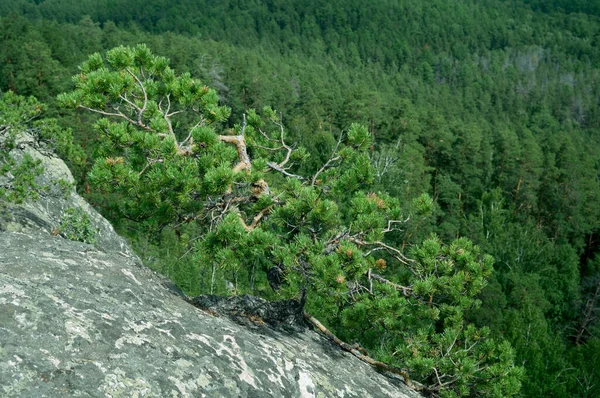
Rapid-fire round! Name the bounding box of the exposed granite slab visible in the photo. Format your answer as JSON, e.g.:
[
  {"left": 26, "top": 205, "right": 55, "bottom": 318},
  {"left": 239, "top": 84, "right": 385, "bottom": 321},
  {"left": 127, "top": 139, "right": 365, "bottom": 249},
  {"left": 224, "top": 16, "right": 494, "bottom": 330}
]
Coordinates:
[{"left": 0, "top": 231, "right": 417, "bottom": 398}]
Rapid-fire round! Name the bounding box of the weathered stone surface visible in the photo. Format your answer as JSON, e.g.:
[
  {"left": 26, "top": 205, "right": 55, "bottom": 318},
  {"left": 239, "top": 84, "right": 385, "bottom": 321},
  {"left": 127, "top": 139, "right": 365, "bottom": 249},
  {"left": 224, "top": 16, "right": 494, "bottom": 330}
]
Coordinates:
[
  {"left": 0, "top": 132, "right": 420, "bottom": 397},
  {"left": 0, "top": 130, "right": 137, "bottom": 258}
]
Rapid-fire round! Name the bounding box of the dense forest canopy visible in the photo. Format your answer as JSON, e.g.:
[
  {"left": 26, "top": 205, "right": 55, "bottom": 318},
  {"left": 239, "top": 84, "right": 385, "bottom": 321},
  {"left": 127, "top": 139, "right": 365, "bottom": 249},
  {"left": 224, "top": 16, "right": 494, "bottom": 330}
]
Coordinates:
[{"left": 1, "top": 0, "right": 599, "bottom": 396}]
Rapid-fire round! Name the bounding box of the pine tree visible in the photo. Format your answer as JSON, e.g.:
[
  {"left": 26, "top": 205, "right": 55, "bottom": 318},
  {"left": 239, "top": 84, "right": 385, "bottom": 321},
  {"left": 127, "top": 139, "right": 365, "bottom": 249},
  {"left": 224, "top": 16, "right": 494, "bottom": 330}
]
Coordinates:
[{"left": 58, "top": 45, "right": 523, "bottom": 396}]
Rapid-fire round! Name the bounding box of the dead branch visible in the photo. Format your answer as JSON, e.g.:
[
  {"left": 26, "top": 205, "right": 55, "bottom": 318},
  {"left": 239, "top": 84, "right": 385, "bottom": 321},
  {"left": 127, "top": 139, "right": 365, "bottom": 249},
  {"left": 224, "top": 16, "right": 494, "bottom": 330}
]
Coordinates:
[
  {"left": 575, "top": 282, "right": 600, "bottom": 345},
  {"left": 369, "top": 272, "right": 413, "bottom": 297},
  {"left": 119, "top": 93, "right": 142, "bottom": 113},
  {"left": 240, "top": 113, "right": 248, "bottom": 136},
  {"left": 237, "top": 205, "right": 275, "bottom": 232},
  {"left": 260, "top": 113, "right": 304, "bottom": 180},
  {"left": 270, "top": 114, "right": 294, "bottom": 169},
  {"left": 78, "top": 105, "right": 152, "bottom": 132},
  {"left": 267, "top": 161, "right": 305, "bottom": 180},
  {"left": 322, "top": 230, "right": 351, "bottom": 254},
  {"left": 311, "top": 130, "right": 344, "bottom": 186},
  {"left": 304, "top": 313, "right": 420, "bottom": 390},
  {"left": 349, "top": 238, "right": 414, "bottom": 265},
  {"left": 125, "top": 67, "right": 148, "bottom": 124},
  {"left": 218, "top": 134, "right": 252, "bottom": 173},
  {"left": 428, "top": 369, "right": 457, "bottom": 392},
  {"left": 138, "top": 157, "right": 164, "bottom": 176},
  {"left": 382, "top": 218, "right": 410, "bottom": 233}
]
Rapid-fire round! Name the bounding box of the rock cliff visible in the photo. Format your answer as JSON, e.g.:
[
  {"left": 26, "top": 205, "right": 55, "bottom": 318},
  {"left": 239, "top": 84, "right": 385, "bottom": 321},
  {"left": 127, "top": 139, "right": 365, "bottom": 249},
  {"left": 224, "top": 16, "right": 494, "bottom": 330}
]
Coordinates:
[{"left": 0, "top": 131, "right": 419, "bottom": 397}]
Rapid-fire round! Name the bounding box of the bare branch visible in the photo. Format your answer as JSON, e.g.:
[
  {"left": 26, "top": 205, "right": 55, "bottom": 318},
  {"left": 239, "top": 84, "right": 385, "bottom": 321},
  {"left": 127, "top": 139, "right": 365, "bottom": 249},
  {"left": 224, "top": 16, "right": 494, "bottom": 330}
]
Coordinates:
[
  {"left": 433, "top": 367, "right": 443, "bottom": 388},
  {"left": 267, "top": 161, "right": 305, "bottom": 180},
  {"left": 304, "top": 313, "right": 421, "bottom": 390},
  {"left": 218, "top": 134, "right": 251, "bottom": 173},
  {"left": 429, "top": 375, "right": 458, "bottom": 391},
  {"left": 444, "top": 325, "right": 463, "bottom": 357},
  {"left": 312, "top": 130, "right": 344, "bottom": 186},
  {"left": 258, "top": 128, "right": 278, "bottom": 142},
  {"left": 119, "top": 93, "right": 142, "bottom": 113},
  {"left": 271, "top": 113, "right": 294, "bottom": 169},
  {"left": 77, "top": 105, "right": 153, "bottom": 132},
  {"left": 190, "top": 116, "right": 206, "bottom": 131},
  {"left": 255, "top": 144, "right": 284, "bottom": 151},
  {"left": 237, "top": 205, "right": 274, "bottom": 232},
  {"left": 349, "top": 238, "right": 415, "bottom": 265},
  {"left": 125, "top": 67, "right": 148, "bottom": 124},
  {"left": 180, "top": 130, "right": 194, "bottom": 147},
  {"left": 138, "top": 157, "right": 164, "bottom": 176},
  {"left": 382, "top": 218, "right": 410, "bottom": 233},
  {"left": 241, "top": 113, "right": 247, "bottom": 136},
  {"left": 323, "top": 230, "right": 351, "bottom": 254},
  {"left": 370, "top": 272, "right": 413, "bottom": 297},
  {"left": 166, "top": 109, "right": 186, "bottom": 118},
  {"left": 260, "top": 113, "right": 298, "bottom": 175},
  {"left": 160, "top": 94, "right": 181, "bottom": 151},
  {"left": 575, "top": 282, "right": 600, "bottom": 345}
]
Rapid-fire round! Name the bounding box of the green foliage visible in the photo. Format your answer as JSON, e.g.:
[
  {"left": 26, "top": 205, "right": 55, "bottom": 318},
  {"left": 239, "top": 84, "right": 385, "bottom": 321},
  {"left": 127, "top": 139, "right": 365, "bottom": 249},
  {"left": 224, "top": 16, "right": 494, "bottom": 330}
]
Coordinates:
[
  {"left": 3, "top": 1, "right": 600, "bottom": 394},
  {"left": 58, "top": 44, "right": 235, "bottom": 229},
  {"left": 398, "top": 237, "right": 522, "bottom": 397},
  {"left": 32, "top": 118, "right": 87, "bottom": 179},
  {"left": 60, "top": 46, "right": 523, "bottom": 396},
  {"left": 0, "top": 151, "right": 45, "bottom": 204},
  {"left": 0, "top": 91, "right": 46, "bottom": 204},
  {"left": 57, "top": 207, "right": 98, "bottom": 244},
  {"left": 0, "top": 91, "right": 86, "bottom": 204},
  {"left": 0, "top": 91, "right": 45, "bottom": 128},
  {"left": 325, "top": 236, "right": 522, "bottom": 397}
]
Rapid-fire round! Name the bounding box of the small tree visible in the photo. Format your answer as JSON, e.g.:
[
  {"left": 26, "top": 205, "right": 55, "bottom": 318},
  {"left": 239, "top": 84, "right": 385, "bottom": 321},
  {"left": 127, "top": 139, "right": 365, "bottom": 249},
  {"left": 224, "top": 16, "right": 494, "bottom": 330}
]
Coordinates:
[
  {"left": 1, "top": 91, "right": 84, "bottom": 204},
  {"left": 59, "top": 45, "right": 522, "bottom": 396},
  {"left": 0, "top": 91, "right": 45, "bottom": 204}
]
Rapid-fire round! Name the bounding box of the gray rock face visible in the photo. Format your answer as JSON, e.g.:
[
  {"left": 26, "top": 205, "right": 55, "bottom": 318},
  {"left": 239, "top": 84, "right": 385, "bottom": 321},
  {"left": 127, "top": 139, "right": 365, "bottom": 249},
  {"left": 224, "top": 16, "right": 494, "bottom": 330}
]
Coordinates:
[
  {"left": 0, "top": 130, "right": 137, "bottom": 258},
  {"left": 0, "top": 133, "right": 419, "bottom": 398}
]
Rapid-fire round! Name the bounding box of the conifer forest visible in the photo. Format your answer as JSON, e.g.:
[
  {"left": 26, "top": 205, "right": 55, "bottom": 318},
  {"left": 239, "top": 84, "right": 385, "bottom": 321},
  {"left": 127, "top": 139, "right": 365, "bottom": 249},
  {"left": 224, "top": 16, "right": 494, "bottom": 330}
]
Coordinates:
[{"left": 1, "top": 1, "right": 599, "bottom": 396}]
